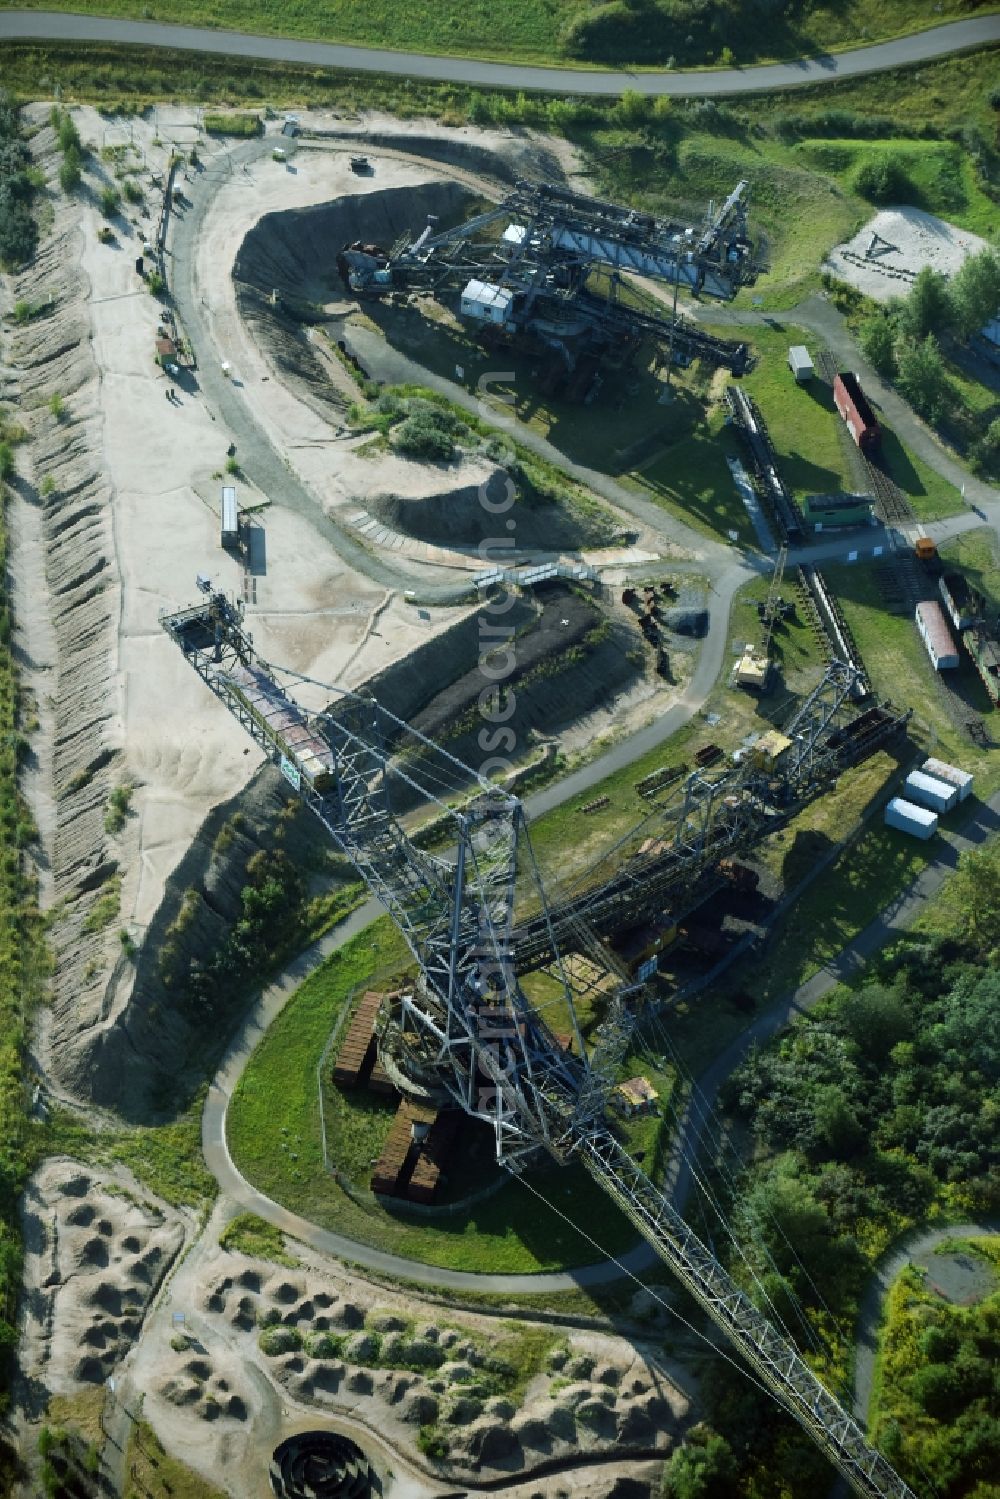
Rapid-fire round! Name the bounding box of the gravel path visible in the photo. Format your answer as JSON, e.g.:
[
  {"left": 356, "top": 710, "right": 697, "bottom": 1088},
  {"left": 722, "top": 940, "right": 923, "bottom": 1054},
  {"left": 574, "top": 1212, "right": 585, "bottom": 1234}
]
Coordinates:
[{"left": 1, "top": 11, "right": 997, "bottom": 96}]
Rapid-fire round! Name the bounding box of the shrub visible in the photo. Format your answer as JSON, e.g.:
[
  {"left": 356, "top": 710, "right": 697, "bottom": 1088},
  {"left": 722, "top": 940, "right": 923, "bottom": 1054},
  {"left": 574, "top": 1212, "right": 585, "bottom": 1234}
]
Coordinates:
[
  {"left": 259, "top": 1325, "right": 302, "bottom": 1356},
  {"left": 57, "top": 114, "right": 81, "bottom": 155},
  {"left": 146, "top": 269, "right": 165, "bottom": 296},
  {"left": 58, "top": 145, "right": 81, "bottom": 194},
  {"left": 0, "top": 444, "right": 12, "bottom": 481},
  {"left": 392, "top": 411, "right": 455, "bottom": 463},
  {"left": 48, "top": 393, "right": 64, "bottom": 420},
  {"left": 104, "top": 781, "right": 133, "bottom": 833},
  {"left": 122, "top": 178, "right": 142, "bottom": 205},
  {"left": 202, "top": 113, "right": 261, "bottom": 137},
  {"left": 99, "top": 184, "right": 120, "bottom": 218},
  {"left": 417, "top": 1425, "right": 449, "bottom": 1460},
  {"left": 853, "top": 153, "right": 915, "bottom": 205}
]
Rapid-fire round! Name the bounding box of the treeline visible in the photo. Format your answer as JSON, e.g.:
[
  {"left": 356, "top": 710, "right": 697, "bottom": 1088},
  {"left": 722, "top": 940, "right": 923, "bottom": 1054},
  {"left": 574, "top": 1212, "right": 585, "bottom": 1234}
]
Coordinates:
[
  {"left": 0, "top": 91, "right": 39, "bottom": 269},
  {"left": 0, "top": 95, "right": 45, "bottom": 1499},
  {"left": 857, "top": 251, "right": 1000, "bottom": 475}
]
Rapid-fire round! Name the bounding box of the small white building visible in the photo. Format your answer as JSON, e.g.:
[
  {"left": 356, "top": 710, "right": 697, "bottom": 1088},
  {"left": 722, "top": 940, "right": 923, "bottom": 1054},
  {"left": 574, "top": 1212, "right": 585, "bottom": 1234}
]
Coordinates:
[
  {"left": 885, "top": 797, "right": 938, "bottom": 841},
  {"left": 460, "top": 279, "right": 514, "bottom": 326},
  {"left": 922, "top": 757, "right": 973, "bottom": 803},
  {"left": 904, "top": 770, "right": 958, "bottom": 815},
  {"left": 788, "top": 345, "right": 815, "bottom": 383}
]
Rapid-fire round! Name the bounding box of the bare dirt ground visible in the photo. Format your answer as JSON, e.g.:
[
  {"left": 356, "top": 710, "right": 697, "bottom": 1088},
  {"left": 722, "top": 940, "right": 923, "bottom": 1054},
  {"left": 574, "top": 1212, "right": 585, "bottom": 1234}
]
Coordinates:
[
  {"left": 123, "top": 1199, "right": 691, "bottom": 1498},
  {"left": 825, "top": 206, "right": 988, "bottom": 300},
  {"left": 5, "top": 105, "right": 711, "bottom": 1496}
]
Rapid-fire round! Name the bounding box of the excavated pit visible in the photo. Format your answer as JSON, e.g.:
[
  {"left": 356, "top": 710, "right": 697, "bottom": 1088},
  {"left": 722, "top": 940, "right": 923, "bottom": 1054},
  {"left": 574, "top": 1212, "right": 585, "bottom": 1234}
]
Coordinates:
[
  {"left": 234, "top": 180, "right": 617, "bottom": 550},
  {"left": 233, "top": 180, "right": 476, "bottom": 421}
]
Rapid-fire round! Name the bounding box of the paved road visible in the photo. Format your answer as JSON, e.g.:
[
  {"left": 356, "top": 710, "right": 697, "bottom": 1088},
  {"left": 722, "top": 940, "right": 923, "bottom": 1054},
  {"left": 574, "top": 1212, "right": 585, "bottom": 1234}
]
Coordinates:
[{"left": 2, "top": 11, "right": 999, "bottom": 95}]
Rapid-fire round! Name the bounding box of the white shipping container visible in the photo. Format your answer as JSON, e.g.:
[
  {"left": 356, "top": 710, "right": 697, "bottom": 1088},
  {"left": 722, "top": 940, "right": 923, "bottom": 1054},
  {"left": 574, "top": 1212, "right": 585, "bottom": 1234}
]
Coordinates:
[
  {"left": 922, "top": 757, "right": 973, "bottom": 803},
  {"left": 904, "top": 770, "right": 958, "bottom": 814},
  {"left": 885, "top": 797, "right": 938, "bottom": 840}
]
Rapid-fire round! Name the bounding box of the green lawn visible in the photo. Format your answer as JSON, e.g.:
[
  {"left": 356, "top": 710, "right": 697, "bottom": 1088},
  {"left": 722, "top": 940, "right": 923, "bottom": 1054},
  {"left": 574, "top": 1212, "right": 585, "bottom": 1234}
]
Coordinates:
[{"left": 939, "top": 526, "right": 1000, "bottom": 609}]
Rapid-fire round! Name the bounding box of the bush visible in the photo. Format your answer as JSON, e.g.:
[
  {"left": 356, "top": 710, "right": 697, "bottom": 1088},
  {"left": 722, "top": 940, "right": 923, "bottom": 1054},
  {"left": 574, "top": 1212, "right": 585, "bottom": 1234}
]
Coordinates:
[
  {"left": 854, "top": 154, "right": 915, "bottom": 205},
  {"left": 122, "top": 177, "right": 142, "bottom": 205},
  {"left": 0, "top": 444, "right": 12, "bottom": 482},
  {"left": 99, "top": 184, "right": 120, "bottom": 218},
  {"left": 259, "top": 1325, "right": 302, "bottom": 1356},
  {"left": 48, "top": 393, "right": 64, "bottom": 420},
  {"left": 58, "top": 145, "right": 81, "bottom": 194},
  {"left": 417, "top": 1425, "right": 449, "bottom": 1460},
  {"left": 57, "top": 114, "right": 81, "bottom": 155},
  {"left": 392, "top": 410, "right": 456, "bottom": 463}
]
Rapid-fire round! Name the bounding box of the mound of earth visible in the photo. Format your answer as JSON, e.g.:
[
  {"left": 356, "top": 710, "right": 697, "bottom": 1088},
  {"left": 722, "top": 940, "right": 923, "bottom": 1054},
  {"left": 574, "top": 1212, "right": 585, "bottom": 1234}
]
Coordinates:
[
  {"left": 19, "top": 1162, "right": 183, "bottom": 1408},
  {"left": 367, "top": 458, "right": 610, "bottom": 551}
]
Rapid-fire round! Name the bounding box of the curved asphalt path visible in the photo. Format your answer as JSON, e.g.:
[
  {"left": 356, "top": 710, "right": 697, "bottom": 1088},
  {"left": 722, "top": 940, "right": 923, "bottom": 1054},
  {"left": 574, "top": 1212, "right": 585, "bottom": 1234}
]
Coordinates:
[{"left": 1, "top": 11, "right": 998, "bottom": 95}]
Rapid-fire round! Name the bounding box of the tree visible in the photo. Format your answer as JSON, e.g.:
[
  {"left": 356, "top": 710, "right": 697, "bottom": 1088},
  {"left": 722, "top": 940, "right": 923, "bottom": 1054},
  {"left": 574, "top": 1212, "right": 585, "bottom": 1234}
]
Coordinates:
[
  {"left": 839, "top": 982, "right": 912, "bottom": 1063},
  {"left": 902, "top": 265, "right": 952, "bottom": 341},
  {"left": 948, "top": 248, "right": 1000, "bottom": 341},
  {"left": 896, "top": 334, "right": 950, "bottom": 422},
  {"left": 944, "top": 846, "right": 1000, "bottom": 956},
  {"left": 858, "top": 313, "right": 897, "bottom": 376},
  {"left": 663, "top": 1433, "right": 739, "bottom": 1498}
]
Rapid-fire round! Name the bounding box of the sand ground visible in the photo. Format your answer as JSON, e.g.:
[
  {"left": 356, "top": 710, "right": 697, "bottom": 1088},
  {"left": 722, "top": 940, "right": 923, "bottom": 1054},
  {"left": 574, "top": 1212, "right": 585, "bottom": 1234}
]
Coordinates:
[{"left": 825, "top": 206, "right": 988, "bottom": 300}]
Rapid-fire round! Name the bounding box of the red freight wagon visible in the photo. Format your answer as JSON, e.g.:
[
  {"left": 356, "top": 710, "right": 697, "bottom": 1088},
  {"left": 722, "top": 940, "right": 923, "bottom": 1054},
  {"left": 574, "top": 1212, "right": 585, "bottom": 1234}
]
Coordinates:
[{"left": 833, "top": 371, "right": 880, "bottom": 455}]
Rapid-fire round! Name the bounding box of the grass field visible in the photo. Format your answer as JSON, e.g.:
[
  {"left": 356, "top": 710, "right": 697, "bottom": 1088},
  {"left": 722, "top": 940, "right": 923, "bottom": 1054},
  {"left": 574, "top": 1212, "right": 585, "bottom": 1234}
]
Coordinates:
[{"left": 0, "top": 0, "right": 978, "bottom": 69}]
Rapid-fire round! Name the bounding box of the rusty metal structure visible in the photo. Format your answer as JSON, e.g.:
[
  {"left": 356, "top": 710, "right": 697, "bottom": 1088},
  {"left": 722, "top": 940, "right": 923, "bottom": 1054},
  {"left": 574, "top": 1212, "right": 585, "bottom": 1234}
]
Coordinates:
[{"left": 162, "top": 592, "right": 917, "bottom": 1499}]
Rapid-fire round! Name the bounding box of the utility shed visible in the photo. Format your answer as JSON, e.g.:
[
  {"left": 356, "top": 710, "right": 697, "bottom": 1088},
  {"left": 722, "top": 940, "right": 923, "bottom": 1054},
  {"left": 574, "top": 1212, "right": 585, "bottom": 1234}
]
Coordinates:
[
  {"left": 788, "top": 345, "right": 814, "bottom": 382},
  {"left": 922, "top": 757, "right": 973, "bottom": 803},
  {"left": 460, "top": 278, "right": 514, "bottom": 325},
  {"left": 802, "top": 493, "right": 873, "bottom": 530},
  {"left": 885, "top": 796, "right": 937, "bottom": 840},
  {"left": 915, "top": 600, "right": 959, "bottom": 671},
  {"left": 904, "top": 770, "right": 958, "bottom": 814}
]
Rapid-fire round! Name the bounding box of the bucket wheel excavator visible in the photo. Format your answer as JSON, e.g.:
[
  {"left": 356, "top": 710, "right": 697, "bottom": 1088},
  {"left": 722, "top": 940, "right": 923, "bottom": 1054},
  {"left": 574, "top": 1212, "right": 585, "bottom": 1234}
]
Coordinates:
[{"left": 162, "top": 592, "right": 917, "bottom": 1499}]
